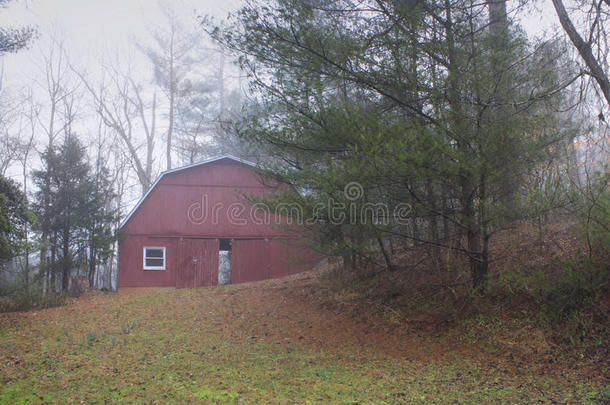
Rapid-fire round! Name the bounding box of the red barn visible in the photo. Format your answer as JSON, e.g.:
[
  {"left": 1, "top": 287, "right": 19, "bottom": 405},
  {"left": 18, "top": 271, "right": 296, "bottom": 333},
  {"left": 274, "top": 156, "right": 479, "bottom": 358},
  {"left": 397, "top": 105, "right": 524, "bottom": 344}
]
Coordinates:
[{"left": 118, "top": 155, "right": 321, "bottom": 288}]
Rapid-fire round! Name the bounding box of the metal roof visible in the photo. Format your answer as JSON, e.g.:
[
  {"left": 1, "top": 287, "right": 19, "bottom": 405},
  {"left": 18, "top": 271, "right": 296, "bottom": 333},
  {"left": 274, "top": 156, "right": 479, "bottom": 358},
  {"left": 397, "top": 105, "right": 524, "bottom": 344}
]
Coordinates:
[{"left": 119, "top": 155, "right": 258, "bottom": 229}]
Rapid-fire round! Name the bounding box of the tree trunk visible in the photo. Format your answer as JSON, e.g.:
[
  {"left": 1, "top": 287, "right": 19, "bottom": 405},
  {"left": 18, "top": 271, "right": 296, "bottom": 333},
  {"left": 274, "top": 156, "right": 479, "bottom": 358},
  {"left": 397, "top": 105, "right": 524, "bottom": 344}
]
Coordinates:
[
  {"left": 426, "top": 182, "right": 443, "bottom": 271},
  {"left": 40, "top": 240, "right": 47, "bottom": 293},
  {"left": 167, "top": 73, "right": 174, "bottom": 170},
  {"left": 62, "top": 230, "right": 70, "bottom": 292},
  {"left": 50, "top": 242, "right": 56, "bottom": 293},
  {"left": 376, "top": 234, "right": 394, "bottom": 271},
  {"left": 88, "top": 234, "right": 96, "bottom": 288}
]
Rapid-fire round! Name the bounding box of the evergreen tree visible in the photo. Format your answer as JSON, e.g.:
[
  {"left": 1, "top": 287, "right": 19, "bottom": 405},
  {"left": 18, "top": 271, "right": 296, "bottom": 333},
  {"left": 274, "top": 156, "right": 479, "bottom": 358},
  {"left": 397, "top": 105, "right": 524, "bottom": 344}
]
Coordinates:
[
  {"left": 0, "top": 175, "right": 33, "bottom": 261},
  {"left": 33, "top": 134, "right": 117, "bottom": 292},
  {"left": 86, "top": 162, "right": 118, "bottom": 288},
  {"left": 0, "top": 0, "right": 36, "bottom": 56}
]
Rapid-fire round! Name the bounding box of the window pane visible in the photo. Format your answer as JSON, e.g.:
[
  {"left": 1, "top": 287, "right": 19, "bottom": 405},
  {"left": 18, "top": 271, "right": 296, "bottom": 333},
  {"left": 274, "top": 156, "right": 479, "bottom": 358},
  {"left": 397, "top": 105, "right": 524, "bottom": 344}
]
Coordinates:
[
  {"left": 146, "top": 248, "right": 164, "bottom": 258},
  {"left": 145, "top": 258, "right": 164, "bottom": 267}
]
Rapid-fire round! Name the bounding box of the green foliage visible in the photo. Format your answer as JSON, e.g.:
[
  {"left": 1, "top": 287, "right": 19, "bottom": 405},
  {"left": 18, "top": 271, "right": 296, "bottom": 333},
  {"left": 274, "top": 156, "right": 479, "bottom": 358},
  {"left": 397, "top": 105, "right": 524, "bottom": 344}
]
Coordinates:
[
  {"left": 494, "top": 257, "right": 608, "bottom": 352},
  {"left": 496, "top": 258, "right": 607, "bottom": 318},
  {"left": 0, "top": 175, "right": 34, "bottom": 261},
  {"left": 496, "top": 268, "right": 548, "bottom": 297},
  {"left": 210, "top": 0, "right": 577, "bottom": 291}
]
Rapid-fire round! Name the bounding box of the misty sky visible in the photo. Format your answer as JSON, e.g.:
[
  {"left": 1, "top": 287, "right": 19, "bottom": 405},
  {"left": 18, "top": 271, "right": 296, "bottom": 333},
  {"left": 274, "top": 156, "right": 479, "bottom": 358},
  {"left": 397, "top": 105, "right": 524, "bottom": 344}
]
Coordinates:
[{"left": 0, "top": 0, "right": 560, "bottom": 86}]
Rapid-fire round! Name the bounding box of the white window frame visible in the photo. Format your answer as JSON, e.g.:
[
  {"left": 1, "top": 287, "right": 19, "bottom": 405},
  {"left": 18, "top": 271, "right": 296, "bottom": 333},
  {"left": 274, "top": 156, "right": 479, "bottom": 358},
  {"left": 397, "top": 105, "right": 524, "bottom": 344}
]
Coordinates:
[{"left": 143, "top": 246, "right": 166, "bottom": 270}]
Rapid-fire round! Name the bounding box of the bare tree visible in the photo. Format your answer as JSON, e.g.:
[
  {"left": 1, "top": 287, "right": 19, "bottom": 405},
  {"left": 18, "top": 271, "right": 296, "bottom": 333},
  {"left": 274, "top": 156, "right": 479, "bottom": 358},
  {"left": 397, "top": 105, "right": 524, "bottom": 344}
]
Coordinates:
[
  {"left": 0, "top": 89, "right": 24, "bottom": 175},
  {"left": 136, "top": 0, "right": 238, "bottom": 168},
  {"left": 75, "top": 64, "right": 158, "bottom": 195},
  {"left": 34, "top": 35, "right": 79, "bottom": 149},
  {"left": 136, "top": 2, "right": 209, "bottom": 170},
  {"left": 552, "top": 0, "right": 610, "bottom": 108},
  {"left": 17, "top": 92, "right": 37, "bottom": 293}
]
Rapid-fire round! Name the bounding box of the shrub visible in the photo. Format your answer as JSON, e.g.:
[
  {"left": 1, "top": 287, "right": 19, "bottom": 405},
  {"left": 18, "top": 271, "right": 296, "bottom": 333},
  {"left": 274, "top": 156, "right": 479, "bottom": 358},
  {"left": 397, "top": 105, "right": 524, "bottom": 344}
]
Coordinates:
[
  {"left": 569, "top": 169, "right": 610, "bottom": 258},
  {"left": 542, "top": 258, "right": 608, "bottom": 320},
  {"left": 0, "top": 291, "right": 72, "bottom": 312}
]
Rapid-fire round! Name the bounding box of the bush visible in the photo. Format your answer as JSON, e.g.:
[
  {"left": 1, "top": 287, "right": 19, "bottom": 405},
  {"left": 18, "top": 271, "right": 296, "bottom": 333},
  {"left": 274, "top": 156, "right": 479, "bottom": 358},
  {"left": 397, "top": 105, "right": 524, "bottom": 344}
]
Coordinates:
[
  {"left": 492, "top": 256, "right": 608, "bottom": 353},
  {"left": 569, "top": 169, "right": 610, "bottom": 258},
  {"left": 542, "top": 258, "right": 609, "bottom": 320},
  {"left": 494, "top": 257, "right": 608, "bottom": 316},
  {"left": 0, "top": 275, "right": 85, "bottom": 312},
  {"left": 0, "top": 290, "right": 72, "bottom": 312}
]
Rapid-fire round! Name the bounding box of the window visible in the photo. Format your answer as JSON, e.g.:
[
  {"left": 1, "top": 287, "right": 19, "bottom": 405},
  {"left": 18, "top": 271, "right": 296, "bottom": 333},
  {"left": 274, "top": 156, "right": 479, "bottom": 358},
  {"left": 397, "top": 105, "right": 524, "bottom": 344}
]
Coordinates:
[{"left": 143, "top": 247, "right": 166, "bottom": 270}]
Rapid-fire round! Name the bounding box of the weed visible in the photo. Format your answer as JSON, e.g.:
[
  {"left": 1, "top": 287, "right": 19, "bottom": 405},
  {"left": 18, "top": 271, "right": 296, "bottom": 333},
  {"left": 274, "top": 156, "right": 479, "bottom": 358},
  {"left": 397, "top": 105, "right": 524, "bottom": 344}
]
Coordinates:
[
  {"left": 542, "top": 258, "right": 608, "bottom": 320},
  {"left": 121, "top": 320, "right": 137, "bottom": 334},
  {"left": 196, "top": 388, "right": 240, "bottom": 404},
  {"left": 85, "top": 332, "right": 98, "bottom": 347}
]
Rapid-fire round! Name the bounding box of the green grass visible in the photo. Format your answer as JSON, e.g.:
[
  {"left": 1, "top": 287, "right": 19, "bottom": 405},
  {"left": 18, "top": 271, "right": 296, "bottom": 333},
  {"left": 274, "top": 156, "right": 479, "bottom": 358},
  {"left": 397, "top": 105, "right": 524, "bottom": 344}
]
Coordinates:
[{"left": 0, "top": 282, "right": 607, "bottom": 404}]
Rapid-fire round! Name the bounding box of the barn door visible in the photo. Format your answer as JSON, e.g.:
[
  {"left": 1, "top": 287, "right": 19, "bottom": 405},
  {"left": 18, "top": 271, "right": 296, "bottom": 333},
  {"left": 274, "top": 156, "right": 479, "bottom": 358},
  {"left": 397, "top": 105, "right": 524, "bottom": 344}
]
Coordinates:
[
  {"left": 177, "top": 239, "right": 219, "bottom": 288},
  {"left": 232, "top": 239, "right": 270, "bottom": 284}
]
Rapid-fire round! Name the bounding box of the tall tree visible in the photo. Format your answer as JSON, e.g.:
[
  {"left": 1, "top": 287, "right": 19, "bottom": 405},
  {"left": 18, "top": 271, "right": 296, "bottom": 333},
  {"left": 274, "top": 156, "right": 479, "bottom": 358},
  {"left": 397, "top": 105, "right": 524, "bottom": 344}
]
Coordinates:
[
  {"left": 137, "top": 2, "right": 212, "bottom": 170},
  {"left": 76, "top": 65, "right": 158, "bottom": 196},
  {"left": 88, "top": 118, "right": 120, "bottom": 289},
  {"left": 34, "top": 35, "right": 82, "bottom": 291}
]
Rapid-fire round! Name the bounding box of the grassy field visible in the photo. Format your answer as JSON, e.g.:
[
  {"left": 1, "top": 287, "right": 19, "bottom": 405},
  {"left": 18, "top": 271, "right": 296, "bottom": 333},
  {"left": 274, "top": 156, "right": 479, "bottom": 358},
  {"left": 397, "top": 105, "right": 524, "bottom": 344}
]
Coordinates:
[{"left": 0, "top": 272, "right": 607, "bottom": 404}]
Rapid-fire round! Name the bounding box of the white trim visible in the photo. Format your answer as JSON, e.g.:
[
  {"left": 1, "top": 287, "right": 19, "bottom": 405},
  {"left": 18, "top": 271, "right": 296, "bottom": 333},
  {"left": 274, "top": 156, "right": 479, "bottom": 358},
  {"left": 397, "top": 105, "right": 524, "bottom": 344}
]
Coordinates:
[
  {"left": 120, "top": 155, "right": 257, "bottom": 229},
  {"left": 143, "top": 246, "right": 166, "bottom": 270}
]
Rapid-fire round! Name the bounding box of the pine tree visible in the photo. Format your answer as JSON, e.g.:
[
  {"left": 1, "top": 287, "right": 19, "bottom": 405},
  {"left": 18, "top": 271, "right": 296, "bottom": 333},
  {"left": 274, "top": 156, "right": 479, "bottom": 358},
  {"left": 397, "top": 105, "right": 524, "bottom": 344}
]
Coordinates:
[{"left": 33, "top": 134, "right": 117, "bottom": 292}]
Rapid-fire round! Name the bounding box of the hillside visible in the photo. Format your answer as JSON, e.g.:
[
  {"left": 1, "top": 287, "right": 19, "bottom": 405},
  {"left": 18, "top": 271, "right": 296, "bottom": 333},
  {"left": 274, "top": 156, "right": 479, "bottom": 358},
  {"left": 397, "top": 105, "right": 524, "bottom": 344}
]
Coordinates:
[{"left": 0, "top": 267, "right": 607, "bottom": 404}]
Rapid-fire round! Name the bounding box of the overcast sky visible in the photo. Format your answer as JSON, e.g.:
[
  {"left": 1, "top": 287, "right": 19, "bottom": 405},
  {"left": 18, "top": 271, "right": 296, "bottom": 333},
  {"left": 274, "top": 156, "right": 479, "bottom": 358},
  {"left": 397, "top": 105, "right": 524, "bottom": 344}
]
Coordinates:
[
  {"left": 0, "top": 0, "right": 562, "bottom": 91},
  {"left": 0, "top": 0, "right": 241, "bottom": 88}
]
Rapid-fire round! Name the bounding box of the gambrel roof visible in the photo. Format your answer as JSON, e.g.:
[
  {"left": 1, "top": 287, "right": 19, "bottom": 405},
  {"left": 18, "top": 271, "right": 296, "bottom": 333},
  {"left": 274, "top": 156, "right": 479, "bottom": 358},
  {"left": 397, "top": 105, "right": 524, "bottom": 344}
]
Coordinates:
[{"left": 119, "top": 155, "right": 257, "bottom": 229}]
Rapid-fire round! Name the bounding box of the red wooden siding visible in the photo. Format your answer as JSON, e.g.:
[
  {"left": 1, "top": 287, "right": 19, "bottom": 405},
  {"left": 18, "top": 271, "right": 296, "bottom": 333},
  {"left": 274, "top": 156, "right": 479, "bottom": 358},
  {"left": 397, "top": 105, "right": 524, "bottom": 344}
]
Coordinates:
[
  {"left": 232, "top": 238, "right": 320, "bottom": 284},
  {"left": 232, "top": 239, "right": 270, "bottom": 283}
]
